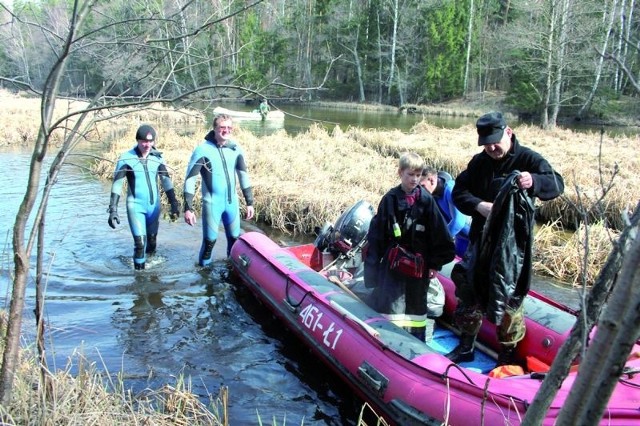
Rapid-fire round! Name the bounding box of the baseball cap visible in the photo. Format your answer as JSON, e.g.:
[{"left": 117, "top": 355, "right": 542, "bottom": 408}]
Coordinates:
[{"left": 476, "top": 112, "right": 506, "bottom": 146}]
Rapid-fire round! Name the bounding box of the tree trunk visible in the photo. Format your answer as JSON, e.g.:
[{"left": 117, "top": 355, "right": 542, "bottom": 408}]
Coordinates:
[
  {"left": 463, "top": 0, "right": 474, "bottom": 97},
  {"left": 549, "top": 0, "right": 572, "bottom": 127},
  {"left": 387, "top": 0, "right": 399, "bottom": 103},
  {"left": 578, "top": 0, "right": 617, "bottom": 119},
  {"left": 0, "top": 0, "right": 97, "bottom": 404},
  {"left": 541, "top": 0, "right": 557, "bottom": 129},
  {"left": 556, "top": 215, "right": 640, "bottom": 424}
]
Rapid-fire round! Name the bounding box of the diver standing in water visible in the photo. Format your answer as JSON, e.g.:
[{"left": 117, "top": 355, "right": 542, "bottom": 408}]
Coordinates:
[{"left": 107, "top": 124, "right": 180, "bottom": 270}]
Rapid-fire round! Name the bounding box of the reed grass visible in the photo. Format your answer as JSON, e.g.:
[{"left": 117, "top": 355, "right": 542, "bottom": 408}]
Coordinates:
[{"left": 0, "top": 323, "right": 226, "bottom": 425}]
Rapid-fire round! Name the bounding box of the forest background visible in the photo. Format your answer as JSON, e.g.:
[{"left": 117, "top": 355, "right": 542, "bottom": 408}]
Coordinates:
[{"left": 1, "top": 0, "right": 639, "bottom": 129}]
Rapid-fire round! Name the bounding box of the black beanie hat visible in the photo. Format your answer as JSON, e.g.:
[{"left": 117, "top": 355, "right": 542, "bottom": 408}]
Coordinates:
[{"left": 135, "top": 124, "right": 156, "bottom": 142}]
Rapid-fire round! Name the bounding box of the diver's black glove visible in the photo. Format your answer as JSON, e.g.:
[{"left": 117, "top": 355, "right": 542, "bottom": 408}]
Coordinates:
[
  {"left": 170, "top": 203, "right": 180, "bottom": 221},
  {"left": 108, "top": 210, "right": 120, "bottom": 229},
  {"left": 166, "top": 188, "right": 180, "bottom": 221},
  {"left": 107, "top": 193, "right": 120, "bottom": 229}
]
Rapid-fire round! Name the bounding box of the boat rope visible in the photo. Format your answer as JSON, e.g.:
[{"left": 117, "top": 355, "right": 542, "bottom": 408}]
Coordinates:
[
  {"left": 443, "top": 376, "right": 451, "bottom": 425},
  {"left": 443, "top": 362, "right": 475, "bottom": 384},
  {"left": 284, "top": 276, "right": 312, "bottom": 309}
]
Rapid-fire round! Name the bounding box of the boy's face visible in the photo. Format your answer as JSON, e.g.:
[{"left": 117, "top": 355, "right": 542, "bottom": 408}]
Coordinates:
[{"left": 399, "top": 168, "right": 422, "bottom": 193}]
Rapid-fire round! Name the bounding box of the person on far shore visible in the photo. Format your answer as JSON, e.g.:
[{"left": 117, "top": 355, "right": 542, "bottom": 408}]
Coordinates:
[
  {"left": 107, "top": 124, "right": 180, "bottom": 270},
  {"left": 420, "top": 166, "right": 471, "bottom": 257},
  {"left": 183, "top": 114, "right": 255, "bottom": 266},
  {"left": 446, "top": 111, "right": 564, "bottom": 368},
  {"left": 258, "top": 98, "right": 270, "bottom": 120},
  {"left": 364, "top": 152, "right": 455, "bottom": 342}
]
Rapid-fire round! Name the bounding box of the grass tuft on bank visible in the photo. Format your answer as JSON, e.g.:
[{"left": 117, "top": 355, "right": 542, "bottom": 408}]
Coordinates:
[{"left": 0, "top": 313, "right": 226, "bottom": 425}]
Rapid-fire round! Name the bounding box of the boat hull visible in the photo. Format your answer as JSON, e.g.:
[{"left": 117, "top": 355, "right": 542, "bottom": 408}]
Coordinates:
[{"left": 230, "top": 231, "right": 640, "bottom": 425}]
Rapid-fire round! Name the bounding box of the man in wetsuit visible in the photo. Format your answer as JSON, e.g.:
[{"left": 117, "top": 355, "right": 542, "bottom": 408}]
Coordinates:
[
  {"left": 258, "top": 99, "right": 270, "bottom": 120},
  {"left": 108, "top": 124, "right": 180, "bottom": 270},
  {"left": 183, "top": 114, "right": 255, "bottom": 266}
]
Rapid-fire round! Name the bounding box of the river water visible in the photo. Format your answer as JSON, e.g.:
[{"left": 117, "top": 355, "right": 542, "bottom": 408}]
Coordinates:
[{"left": 0, "top": 112, "right": 584, "bottom": 424}]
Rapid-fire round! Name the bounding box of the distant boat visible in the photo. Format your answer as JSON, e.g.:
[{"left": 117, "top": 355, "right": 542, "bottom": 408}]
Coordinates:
[{"left": 213, "top": 106, "right": 285, "bottom": 121}]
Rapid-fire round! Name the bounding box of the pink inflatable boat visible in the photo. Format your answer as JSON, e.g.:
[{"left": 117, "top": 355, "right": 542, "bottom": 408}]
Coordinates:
[{"left": 230, "top": 231, "right": 640, "bottom": 425}]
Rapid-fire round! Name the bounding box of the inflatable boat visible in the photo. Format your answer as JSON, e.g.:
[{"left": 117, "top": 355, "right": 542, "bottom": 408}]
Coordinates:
[{"left": 229, "top": 202, "right": 640, "bottom": 425}]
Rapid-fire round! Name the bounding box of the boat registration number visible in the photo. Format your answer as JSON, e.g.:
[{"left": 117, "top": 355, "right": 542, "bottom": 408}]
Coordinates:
[{"left": 299, "top": 303, "right": 344, "bottom": 350}]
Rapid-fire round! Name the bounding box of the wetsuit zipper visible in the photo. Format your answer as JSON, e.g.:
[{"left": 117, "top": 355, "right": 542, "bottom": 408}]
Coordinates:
[
  {"left": 217, "top": 146, "right": 232, "bottom": 204},
  {"left": 141, "top": 158, "right": 154, "bottom": 205}
]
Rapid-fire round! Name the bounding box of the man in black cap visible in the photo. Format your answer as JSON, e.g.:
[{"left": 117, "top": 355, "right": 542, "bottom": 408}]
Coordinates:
[
  {"left": 445, "top": 111, "right": 564, "bottom": 368},
  {"left": 107, "top": 124, "right": 181, "bottom": 270}
]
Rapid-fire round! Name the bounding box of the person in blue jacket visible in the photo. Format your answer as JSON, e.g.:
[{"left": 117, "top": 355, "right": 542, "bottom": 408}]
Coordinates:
[
  {"left": 420, "top": 166, "right": 471, "bottom": 257},
  {"left": 108, "top": 124, "right": 180, "bottom": 270},
  {"left": 183, "top": 114, "right": 255, "bottom": 266}
]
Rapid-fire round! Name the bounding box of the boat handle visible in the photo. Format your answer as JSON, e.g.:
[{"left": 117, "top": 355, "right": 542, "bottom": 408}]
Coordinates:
[
  {"left": 238, "top": 254, "right": 251, "bottom": 269},
  {"left": 359, "top": 367, "right": 383, "bottom": 391},
  {"left": 357, "top": 361, "right": 388, "bottom": 396}
]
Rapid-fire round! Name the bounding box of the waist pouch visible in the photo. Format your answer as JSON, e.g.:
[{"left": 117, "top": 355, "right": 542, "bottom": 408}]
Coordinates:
[{"left": 387, "top": 245, "right": 424, "bottom": 278}]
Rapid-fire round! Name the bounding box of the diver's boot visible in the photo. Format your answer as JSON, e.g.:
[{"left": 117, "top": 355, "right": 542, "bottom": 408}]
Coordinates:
[
  {"left": 445, "top": 333, "right": 476, "bottom": 363},
  {"left": 146, "top": 233, "right": 157, "bottom": 257},
  {"left": 133, "top": 235, "right": 146, "bottom": 270},
  {"left": 199, "top": 239, "right": 216, "bottom": 266},
  {"left": 226, "top": 236, "right": 237, "bottom": 257},
  {"left": 496, "top": 344, "right": 518, "bottom": 367}
]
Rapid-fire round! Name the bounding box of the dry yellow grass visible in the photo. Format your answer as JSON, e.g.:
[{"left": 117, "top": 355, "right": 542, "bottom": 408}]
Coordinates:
[{"left": 0, "top": 312, "right": 226, "bottom": 425}]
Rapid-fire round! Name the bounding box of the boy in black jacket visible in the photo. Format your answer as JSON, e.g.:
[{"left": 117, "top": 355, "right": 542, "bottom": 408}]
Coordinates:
[{"left": 364, "top": 152, "right": 455, "bottom": 341}]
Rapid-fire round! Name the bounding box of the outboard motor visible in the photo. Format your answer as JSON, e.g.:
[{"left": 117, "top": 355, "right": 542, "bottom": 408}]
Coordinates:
[
  {"left": 314, "top": 200, "right": 375, "bottom": 269},
  {"left": 320, "top": 201, "right": 374, "bottom": 255}
]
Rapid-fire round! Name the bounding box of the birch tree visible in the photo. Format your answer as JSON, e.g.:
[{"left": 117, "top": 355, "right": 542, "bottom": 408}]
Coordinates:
[{"left": 578, "top": 0, "right": 618, "bottom": 119}]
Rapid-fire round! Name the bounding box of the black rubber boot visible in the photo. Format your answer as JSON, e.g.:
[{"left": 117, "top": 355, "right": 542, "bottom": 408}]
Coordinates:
[
  {"left": 199, "top": 239, "right": 216, "bottom": 266},
  {"left": 445, "top": 333, "right": 476, "bottom": 363},
  {"left": 146, "top": 234, "right": 157, "bottom": 256},
  {"left": 133, "top": 236, "right": 146, "bottom": 270},
  {"left": 496, "top": 344, "right": 517, "bottom": 367}
]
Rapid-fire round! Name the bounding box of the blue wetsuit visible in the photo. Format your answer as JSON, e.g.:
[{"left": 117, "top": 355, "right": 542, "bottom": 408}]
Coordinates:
[
  {"left": 183, "top": 131, "right": 254, "bottom": 265},
  {"left": 110, "top": 147, "right": 177, "bottom": 268}
]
